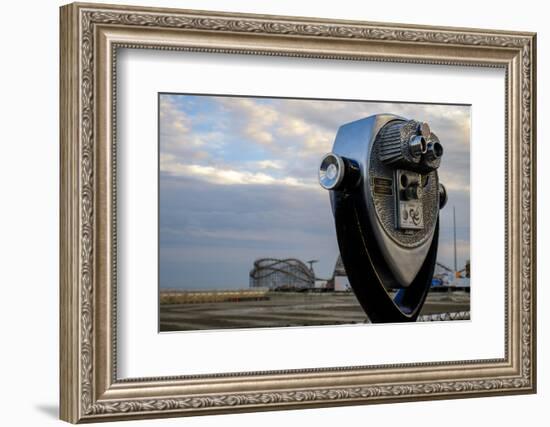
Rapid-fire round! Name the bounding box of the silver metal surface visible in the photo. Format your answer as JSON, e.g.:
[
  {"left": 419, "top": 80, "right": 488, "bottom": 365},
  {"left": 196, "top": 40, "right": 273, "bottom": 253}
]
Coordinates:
[
  {"left": 369, "top": 135, "right": 439, "bottom": 248},
  {"left": 409, "top": 135, "right": 428, "bottom": 156},
  {"left": 378, "top": 119, "right": 423, "bottom": 168},
  {"left": 423, "top": 134, "right": 443, "bottom": 171},
  {"left": 418, "top": 122, "right": 431, "bottom": 138},
  {"left": 378, "top": 119, "right": 443, "bottom": 173},
  {"left": 395, "top": 169, "right": 424, "bottom": 230},
  {"left": 329, "top": 114, "right": 438, "bottom": 287},
  {"left": 319, "top": 153, "right": 345, "bottom": 190}
]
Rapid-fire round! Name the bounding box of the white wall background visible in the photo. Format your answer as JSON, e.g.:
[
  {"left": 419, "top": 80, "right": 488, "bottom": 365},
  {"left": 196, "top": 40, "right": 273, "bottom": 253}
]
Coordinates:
[{"left": 0, "top": 0, "right": 545, "bottom": 425}]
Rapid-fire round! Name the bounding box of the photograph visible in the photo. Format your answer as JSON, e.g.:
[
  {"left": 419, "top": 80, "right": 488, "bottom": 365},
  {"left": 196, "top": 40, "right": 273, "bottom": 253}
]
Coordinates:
[{"left": 158, "top": 94, "right": 471, "bottom": 331}]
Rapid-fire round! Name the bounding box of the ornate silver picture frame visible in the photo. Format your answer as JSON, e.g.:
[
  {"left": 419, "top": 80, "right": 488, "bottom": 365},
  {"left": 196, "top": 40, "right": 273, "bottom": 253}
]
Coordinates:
[{"left": 60, "top": 2, "right": 536, "bottom": 423}]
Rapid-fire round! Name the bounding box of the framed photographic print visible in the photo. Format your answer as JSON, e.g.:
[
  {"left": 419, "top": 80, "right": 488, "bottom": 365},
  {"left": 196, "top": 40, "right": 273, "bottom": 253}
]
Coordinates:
[
  {"left": 60, "top": 2, "right": 536, "bottom": 423},
  {"left": 157, "top": 93, "right": 471, "bottom": 330}
]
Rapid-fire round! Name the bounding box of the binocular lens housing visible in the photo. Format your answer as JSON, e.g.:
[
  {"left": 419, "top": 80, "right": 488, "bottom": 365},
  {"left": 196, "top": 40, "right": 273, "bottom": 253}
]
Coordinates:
[
  {"left": 409, "top": 135, "right": 428, "bottom": 157},
  {"left": 378, "top": 120, "right": 443, "bottom": 173},
  {"left": 319, "top": 153, "right": 344, "bottom": 190},
  {"left": 431, "top": 141, "right": 444, "bottom": 158},
  {"left": 318, "top": 153, "right": 360, "bottom": 191}
]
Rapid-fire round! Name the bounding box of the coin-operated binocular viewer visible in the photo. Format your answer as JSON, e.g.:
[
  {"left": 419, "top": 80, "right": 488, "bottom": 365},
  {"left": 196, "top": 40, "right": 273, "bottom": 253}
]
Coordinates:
[{"left": 319, "top": 114, "right": 447, "bottom": 323}]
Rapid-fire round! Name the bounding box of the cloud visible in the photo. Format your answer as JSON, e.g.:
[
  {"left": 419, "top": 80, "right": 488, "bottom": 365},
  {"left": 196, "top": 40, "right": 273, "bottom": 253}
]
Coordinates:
[
  {"left": 254, "top": 160, "right": 284, "bottom": 170},
  {"left": 159, "top": 95, "right": 226, "bottom": 162},
  {"left": 158, "top": 94, "right": 471, "bottom": 289},
  {"left": 217, "top": 97, "right": 279, "bottom": 145},
  {"left": 160, "top": 94, "right": 470, "bottom": 193},
  {"left": 160, "top": 153, "right": 315, "bottom": 188}
]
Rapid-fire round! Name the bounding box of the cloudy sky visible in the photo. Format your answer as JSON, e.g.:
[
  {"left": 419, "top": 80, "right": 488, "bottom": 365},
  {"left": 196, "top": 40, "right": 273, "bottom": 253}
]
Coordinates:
[{"left": 159, "top": 93, "right": 470, "bottom": 290}]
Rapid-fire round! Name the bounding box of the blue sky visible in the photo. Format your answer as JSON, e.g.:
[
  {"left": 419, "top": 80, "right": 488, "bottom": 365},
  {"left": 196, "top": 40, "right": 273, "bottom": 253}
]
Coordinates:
[{"left": 159, "top": 94, "right": 470, "bottom": 290}]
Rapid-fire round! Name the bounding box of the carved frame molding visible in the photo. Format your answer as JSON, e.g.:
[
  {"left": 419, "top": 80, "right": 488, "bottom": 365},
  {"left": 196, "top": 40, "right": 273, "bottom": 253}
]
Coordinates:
[{"left": 60, "top": 2, "right": 536, "bottom": 423}]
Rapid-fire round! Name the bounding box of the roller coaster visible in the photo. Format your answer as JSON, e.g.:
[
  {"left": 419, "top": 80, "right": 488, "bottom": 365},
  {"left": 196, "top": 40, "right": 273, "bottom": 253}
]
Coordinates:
[{"left": 249, "top": 258, "right": 315, "bottom": 291}]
